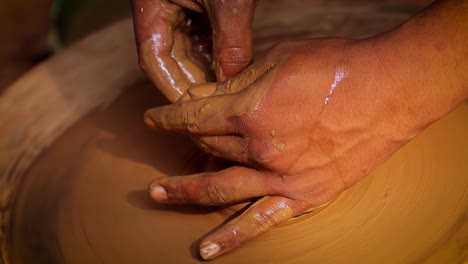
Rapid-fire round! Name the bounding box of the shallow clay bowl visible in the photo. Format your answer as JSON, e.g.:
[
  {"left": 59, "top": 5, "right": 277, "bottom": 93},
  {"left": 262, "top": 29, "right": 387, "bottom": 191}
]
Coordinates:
[{"left": 1, "top": 1, "right": 467, "bottom": 263}]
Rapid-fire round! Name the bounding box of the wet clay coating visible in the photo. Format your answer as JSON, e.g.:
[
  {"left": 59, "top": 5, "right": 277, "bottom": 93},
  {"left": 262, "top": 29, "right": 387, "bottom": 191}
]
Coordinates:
[
  {"left": 10, "top": 86, "right": 468, "bottom": 263},
  {"left": 139, "top": 36, "right": 209, "bottom": 102},
  {"left": 135, "top": 0, "right": 217, "bottom": 103}
]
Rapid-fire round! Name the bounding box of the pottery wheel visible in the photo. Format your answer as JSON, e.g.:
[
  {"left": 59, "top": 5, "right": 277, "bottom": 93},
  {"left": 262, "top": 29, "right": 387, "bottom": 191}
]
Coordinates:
[{"left": 1, "top": 1, "right": 467, "bottom": 263}]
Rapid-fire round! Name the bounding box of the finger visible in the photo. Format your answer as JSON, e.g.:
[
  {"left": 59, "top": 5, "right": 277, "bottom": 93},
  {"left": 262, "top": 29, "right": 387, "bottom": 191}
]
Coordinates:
[
  {"left": 181, "top": 56, "right": 276, "bottom": 101},
  {"left": 139, "top": 34, "right": 192, "bottom": 102},
  {"left": 131, "top": 0, "right": 179, "bottom": 44},
  {"left": 144, "top": 93, "right": 238, "bottom": 135},
  {"left": 131, "top": 0, "right": 192, "bottom": 102},
  {"left": 186, "top": 50, "right": 277, "bottom": 97},
  {"left": 214, "top": 56, "right": 277, "bottom": 95},
  {"left": 199, "top": 196, "right": 298, "bottom": 260},
  {"left": 171, "top": 30, "right": 207, "bottom": 85},
  {"left": 208, "top": 0, "right": 257, "bottom": 81},
  {"left": 196, "top": 135, "right": 248, "bottom": 163},
  {"left": 186, "top": 82, "right": 217, "bottom": 99},
  {"left": 148, "top": 166, "right": 276, "bottom": 205}
]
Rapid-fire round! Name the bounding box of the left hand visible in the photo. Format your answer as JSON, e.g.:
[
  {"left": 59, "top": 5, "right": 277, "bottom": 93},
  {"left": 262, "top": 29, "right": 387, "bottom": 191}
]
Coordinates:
[{"left": 130, "top": 0, "right": 258, "bottom": 102}]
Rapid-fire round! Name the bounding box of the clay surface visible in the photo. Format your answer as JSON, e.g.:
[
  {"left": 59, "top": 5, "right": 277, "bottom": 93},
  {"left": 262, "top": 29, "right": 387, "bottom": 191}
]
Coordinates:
[{"left": 10, "top": 86, "right": 468, "bottom": 263}]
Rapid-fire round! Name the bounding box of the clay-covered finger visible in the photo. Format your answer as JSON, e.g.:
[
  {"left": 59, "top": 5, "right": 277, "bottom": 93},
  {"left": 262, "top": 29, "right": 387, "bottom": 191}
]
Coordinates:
[
  {"left": 181, "top": 58, "right": 276, "bottom": 100},
  {"left": 148, "top": 166, "right": 274, "bottom": 205},
  {"left": 208, "top": 0, "right": 257, "bottom": 80},
  {"left": 198, "top": 196, "right": 297, "bottom": 260},
  {"left": 138, "top": 20, "right": 197, "bottom": 102},
  {"left": 215, "top": 57, "right": 277, "bottom": 95},
  {"left": 171, "top": 30, "right": 207, "bottom": 85},
  {"left": 144, "top": 93, "right": 238, "bottom": 135},
  {"left": 131, "top": 0, "right": 193, "bottom": 102},
  {"left": 131, "top": 0, "right": 180, "bottom": 43}
]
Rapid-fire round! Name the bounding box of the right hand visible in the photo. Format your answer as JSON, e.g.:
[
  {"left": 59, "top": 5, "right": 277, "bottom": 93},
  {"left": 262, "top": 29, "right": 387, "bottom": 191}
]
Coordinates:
[
  {"left": 130, "top": 0, "right": 258, "bottom": 102},
  {"left": 144, "top": 24, "right": 468, "bottom": 256},
  {"left": 143, "top": 38, "right": 424, "bottom": 259}
]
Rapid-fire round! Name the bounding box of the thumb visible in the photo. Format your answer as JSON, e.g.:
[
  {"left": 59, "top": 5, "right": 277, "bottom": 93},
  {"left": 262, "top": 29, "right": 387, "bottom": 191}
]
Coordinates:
[{"left": 208, "top": 0, "right": 257, "bottom": 81}]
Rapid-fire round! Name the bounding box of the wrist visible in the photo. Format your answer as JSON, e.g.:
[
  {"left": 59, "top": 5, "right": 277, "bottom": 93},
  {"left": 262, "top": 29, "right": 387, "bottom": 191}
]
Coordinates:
[{"left": 367, "top": 0, "right": 468, "bottom": 136}]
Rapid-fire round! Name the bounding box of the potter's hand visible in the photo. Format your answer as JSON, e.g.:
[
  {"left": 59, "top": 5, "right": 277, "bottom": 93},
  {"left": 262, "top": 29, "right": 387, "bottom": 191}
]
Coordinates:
[
  {"left": 130, "top": 0, "right": 257, "bottom": 102},
  {"left": 145, "top": 31, "right": 467, "bottom": 259},
  {"left": 142, "top": 39, "right": 414, "bottom": 259},
  {"left": 144, "top": 0, "right": 468, "bottom": 260}
]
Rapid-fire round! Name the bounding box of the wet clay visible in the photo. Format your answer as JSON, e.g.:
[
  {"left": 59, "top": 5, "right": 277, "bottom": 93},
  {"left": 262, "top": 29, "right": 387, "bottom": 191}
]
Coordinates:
[
  {"left": 138, "top": 19, "right": 213, "bottom": 103},
  {"left": 10, "top": 85, "right": 468, "bottom": 263}
]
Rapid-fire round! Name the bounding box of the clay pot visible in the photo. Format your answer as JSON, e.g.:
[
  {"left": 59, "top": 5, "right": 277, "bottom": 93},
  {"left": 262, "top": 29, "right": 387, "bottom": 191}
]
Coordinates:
[{"left": 1, "top": 1, "right": 466, "bottom": 263}]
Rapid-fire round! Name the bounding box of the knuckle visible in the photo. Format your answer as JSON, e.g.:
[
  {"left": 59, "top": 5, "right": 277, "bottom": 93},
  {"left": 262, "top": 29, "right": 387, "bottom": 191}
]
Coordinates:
[
  {"left": 182, "top": 108, "right": 200, "bottom": 133},
  {"left": 175, "top": 179, "right": 207, "bottom": 203},
  {"left": 204, "top": 181, "right": 229, "bottom": 204},
  {"left": 182, "top": 102, "right": 212, "bottom": 133},
  {"left": 221, "top": 77, "right": 237, "bottom": 94},
  {"left": 248, "top": 140, "right": 281, "bottom": 165},
  {"left": 250, "top": 211, "right": 276, "bottom": 232},
  {"left": 233, "top": 116, "right": 282, "bottom": 165},
  {"left": 219, "top": 226, "right": 244, "bottom": 248},
  {"left": 235, "top": 113, "right": 257, "bottom": 131},
  {"left": 169, "top": 180, "right": 188, "bottom": 202},
  {"left": 229, "top": 228, "right": 244, "bottom": 247}
]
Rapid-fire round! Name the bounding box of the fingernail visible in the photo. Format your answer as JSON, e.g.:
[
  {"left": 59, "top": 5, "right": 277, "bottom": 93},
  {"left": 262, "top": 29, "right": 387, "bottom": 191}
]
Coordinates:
[
  {"left": 188, "top": 83, "right": 217, "bottom": 99},
  {"left": 200, "top": 242, "right": 220, "bottom": 260},
  {"left": 148, "top": 183, "right": 168, "bottom": 201},
  {"left": 143, "top": 114, "right": 156, "bottom": 129}
]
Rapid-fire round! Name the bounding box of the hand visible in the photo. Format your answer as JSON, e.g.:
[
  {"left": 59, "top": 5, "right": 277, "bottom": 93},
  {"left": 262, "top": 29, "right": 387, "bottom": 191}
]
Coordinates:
[
  {"left": 130, "top": 0, "right": 258, "bottom": 102},
  {"left": 143, "top": 0, "right": 468, "bottom": 260},
  {"left": 143, "top": 38, "right": 420, "bottom": 259}
]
